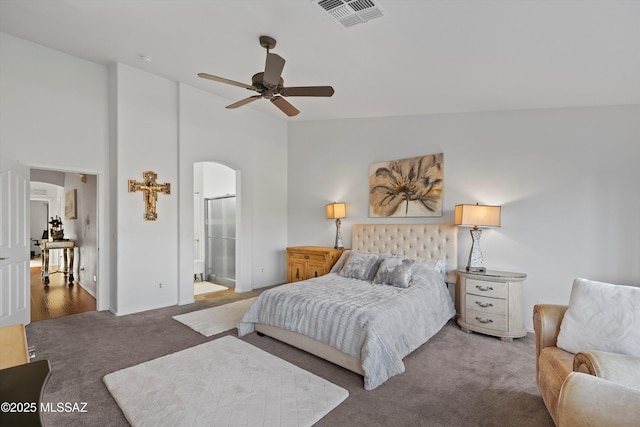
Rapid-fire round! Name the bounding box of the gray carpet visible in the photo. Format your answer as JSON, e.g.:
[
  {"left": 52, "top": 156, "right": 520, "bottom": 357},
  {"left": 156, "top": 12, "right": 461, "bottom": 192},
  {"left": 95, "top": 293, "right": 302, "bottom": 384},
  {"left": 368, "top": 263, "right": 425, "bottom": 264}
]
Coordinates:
[{"left": 26, "top": 293, "right": 553, "bottom": 427}]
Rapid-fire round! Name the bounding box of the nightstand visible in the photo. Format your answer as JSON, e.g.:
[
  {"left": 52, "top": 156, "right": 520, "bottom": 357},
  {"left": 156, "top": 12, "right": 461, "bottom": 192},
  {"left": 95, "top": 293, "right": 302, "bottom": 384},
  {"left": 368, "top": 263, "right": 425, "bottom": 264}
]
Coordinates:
[
  {"left": 456, "top": 270, "right": 527, "bottom": 341},
  {"left": 286, "top": 246, "right": 344, "bottom": 283}
]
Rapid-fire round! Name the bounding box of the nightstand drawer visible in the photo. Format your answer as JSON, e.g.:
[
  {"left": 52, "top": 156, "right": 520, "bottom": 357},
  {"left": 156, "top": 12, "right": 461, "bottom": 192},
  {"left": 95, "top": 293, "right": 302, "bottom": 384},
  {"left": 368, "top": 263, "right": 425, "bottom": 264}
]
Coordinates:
[
  {"left": 465, "top": 278, "right": 507, "bottom": 299},
  {"left": 287, "top": 252, "right": 326, "bottom": 263},
  {"left": 465, "top": 295, "right": 507, "bottom": 316},
  {"left": 466, "top": 309, "right": 507, "bottom": 332}
]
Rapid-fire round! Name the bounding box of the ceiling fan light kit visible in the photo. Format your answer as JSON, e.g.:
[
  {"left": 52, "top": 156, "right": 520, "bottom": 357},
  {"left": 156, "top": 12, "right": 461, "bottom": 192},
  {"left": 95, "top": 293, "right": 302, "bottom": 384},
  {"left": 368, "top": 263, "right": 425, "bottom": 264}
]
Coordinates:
[{"left": 198, "top": 35, "right": 334, "bottom": 117}]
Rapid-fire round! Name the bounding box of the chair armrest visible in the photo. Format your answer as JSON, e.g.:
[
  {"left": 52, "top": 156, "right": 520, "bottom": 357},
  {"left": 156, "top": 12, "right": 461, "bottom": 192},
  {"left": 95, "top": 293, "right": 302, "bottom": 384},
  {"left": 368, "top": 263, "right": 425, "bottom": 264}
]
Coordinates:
[
  {"left": 574, "top": 351, "right": 640, "bottom": 389},
  {"left": 533, "top": 304, "right": 568, "bottom": 372},
  {"left": 557, "top": 372, "right": 640, "bottom": 427}
]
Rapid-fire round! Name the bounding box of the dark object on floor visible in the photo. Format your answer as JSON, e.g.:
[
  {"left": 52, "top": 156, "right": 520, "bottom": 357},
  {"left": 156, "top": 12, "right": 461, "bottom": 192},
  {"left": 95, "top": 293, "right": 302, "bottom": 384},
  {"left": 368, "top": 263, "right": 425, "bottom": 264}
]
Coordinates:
[{"left": 0, "top": 360, "right": 51, "bottom": 427}]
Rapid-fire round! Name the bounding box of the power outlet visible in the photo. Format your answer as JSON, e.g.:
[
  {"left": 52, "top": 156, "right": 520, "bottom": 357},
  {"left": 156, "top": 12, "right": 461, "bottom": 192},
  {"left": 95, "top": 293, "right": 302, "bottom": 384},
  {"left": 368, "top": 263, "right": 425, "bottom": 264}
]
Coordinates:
[{"left": 158, "top": 283, "right": 163, "bottom": 289}]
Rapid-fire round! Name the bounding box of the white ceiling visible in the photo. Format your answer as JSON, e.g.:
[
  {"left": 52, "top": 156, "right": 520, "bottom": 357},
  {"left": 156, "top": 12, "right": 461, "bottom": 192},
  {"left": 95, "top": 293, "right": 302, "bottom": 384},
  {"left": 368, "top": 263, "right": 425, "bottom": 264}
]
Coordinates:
[{"left": 1, "top": 0, "right": 639, "bottom": 122}]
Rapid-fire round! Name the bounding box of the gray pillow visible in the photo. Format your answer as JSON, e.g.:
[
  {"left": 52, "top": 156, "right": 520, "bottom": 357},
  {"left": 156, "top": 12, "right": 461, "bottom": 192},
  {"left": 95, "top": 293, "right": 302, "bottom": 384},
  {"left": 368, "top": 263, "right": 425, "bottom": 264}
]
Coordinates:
[
  {"left": 339, "top": 252, "right": 380, "bottom": 280},
  {"left": 330, "top": 250, "right": 353, "bottom": 273},
  {"left": 373, "top": 256, "right": 416, "bottom": 288}
]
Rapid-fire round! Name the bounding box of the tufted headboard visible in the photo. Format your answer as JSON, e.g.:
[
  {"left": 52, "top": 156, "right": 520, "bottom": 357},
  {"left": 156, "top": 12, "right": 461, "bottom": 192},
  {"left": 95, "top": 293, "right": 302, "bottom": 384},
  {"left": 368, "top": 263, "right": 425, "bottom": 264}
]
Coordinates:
[{"left": 351, "top": 223, "right": 458, "bottom": 284}]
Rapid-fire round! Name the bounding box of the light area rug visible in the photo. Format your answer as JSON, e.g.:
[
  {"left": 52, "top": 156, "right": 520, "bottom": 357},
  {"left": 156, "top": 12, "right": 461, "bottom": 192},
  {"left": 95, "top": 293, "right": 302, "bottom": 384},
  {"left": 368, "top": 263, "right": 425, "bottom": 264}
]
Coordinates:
[
  {"left": 173, "top": 297, "right": 257, "bottom": 337},
  {"left": 103, "top": 335, "right": 349, "bottom": 427},
  {"left": 194, "top": 281, "right": 228, "bottom": 295}
]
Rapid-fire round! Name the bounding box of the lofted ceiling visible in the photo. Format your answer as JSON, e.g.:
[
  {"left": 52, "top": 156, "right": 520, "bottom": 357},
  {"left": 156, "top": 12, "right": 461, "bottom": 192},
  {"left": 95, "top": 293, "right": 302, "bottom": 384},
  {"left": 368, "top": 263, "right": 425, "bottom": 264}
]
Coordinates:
[{"left": 1, "top": 0, "right": 639, "bottom": 121}]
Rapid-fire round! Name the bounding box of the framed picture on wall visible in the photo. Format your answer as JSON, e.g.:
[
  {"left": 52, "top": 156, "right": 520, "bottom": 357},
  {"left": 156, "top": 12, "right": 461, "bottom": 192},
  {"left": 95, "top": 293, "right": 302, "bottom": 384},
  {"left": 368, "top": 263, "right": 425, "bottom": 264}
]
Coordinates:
[
  {"left": 369, "top": 153, "right": 444, "bottom": 217},
  {"left": 65, "top": 189, "right": 77, "bottom": 220}
]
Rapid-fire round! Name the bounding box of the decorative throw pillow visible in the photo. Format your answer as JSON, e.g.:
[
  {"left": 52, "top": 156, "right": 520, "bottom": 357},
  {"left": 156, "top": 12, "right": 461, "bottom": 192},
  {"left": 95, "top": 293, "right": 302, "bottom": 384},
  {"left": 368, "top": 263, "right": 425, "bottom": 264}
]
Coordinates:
[
  {"left": 338, "top": 252, "right": 380, "bottom": 281},
  {"left": 556, "top": 278, "right": 640, "bottom": 357},
  {"left": 372, "top": 256, "right": 416, "bottom": 288}
]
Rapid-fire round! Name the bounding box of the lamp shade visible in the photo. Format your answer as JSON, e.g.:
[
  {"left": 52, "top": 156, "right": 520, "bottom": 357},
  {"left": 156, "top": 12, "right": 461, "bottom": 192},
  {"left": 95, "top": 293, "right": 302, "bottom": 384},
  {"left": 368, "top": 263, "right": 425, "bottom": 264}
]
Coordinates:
[
  {"left": 326, "top": 202, "right": 346, "bottom": 219},
  {"left": 454, "top": 204, "right": 501, "bottom": 228}
]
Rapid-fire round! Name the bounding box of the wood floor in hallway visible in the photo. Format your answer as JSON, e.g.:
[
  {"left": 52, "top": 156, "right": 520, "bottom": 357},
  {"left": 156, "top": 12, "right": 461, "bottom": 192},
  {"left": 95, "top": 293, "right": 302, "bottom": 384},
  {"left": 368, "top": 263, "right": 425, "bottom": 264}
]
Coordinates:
[
  {"left": 30, "top": 264, "right": 96, "bottom": 322},
  {"left": 30, "top": 264, "right": 245, "bottom": 322}
]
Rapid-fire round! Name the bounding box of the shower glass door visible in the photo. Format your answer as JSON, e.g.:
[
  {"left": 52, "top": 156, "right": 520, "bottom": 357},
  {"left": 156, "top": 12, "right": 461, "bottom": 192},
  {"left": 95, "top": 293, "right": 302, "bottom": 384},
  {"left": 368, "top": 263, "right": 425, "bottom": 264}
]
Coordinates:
[{"left": 205, "top": 196, "right": 236, "bottom": 287}]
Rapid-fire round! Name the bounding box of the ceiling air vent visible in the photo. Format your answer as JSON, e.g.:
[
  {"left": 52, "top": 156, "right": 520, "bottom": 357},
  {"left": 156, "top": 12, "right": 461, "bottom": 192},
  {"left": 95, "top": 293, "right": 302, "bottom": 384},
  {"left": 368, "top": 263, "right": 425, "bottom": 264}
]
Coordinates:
[{"left": 315, "top": 0, "right": 387, "bottom": 28}]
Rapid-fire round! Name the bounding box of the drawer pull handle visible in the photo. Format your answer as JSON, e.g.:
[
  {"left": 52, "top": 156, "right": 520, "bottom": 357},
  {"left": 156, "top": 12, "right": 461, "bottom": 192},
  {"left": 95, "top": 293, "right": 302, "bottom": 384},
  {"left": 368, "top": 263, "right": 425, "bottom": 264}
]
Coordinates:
[
  {"left": 475, "top": 301, "right": 493, "bottom": 308},
  {"left": 314, "top": 271, "right": 318, "bottom": 277},
  {"left": 295, "top": 268, "right": 300, "bottom": 279},
  {"left": 475, "top": 317, "right": 494, "bottom": 324},
  {"left": 304, "top": 255, "right": 309, "bottom": 259},
  {"left": 475, "top": 285, "right": 494, "bottom": 292}
]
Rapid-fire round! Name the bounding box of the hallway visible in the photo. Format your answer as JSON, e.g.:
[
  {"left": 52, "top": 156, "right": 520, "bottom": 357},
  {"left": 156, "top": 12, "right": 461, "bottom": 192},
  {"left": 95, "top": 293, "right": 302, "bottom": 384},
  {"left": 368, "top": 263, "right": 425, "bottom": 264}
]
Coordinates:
[{"left": 30, "top": 261, "right": 96, "bottom": 322}]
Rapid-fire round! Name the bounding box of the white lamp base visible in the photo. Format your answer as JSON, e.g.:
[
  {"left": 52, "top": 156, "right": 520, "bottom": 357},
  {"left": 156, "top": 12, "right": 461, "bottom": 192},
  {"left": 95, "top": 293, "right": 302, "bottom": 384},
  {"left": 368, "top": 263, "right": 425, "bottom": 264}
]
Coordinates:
[
  {"left": 334, "top": 218, "right": 344, "bottom": 249},
  {"left": 466, "top": 227, "right": 486, "bottom": 273}
]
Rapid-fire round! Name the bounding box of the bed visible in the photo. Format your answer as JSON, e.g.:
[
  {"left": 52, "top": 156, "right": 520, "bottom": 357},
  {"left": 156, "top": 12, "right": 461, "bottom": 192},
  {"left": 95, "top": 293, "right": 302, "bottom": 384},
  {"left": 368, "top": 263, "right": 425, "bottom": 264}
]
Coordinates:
[{"left": 237, "top": 223, "right": 457, "bottom": 390}]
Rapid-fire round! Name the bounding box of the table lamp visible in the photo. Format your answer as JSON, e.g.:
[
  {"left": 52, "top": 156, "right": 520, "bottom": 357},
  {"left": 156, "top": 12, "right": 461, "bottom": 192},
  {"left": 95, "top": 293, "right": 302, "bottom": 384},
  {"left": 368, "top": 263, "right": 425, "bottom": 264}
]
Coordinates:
[
  {"left": 326, "top": 202, "right": 346, "bottom": 249},
  {"left": 454, "top": 203, "right": 501, "bottom": 272}
]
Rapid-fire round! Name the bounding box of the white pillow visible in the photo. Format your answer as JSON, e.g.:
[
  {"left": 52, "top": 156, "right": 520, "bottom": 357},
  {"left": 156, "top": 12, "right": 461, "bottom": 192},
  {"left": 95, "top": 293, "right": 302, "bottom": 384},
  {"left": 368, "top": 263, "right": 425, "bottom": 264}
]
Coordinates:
[
  {"left": 415, "top": 258, "right": 447, "bottom": 281},
  {"left": 556, "top": 278, "right": 640, "bottom": 357}
]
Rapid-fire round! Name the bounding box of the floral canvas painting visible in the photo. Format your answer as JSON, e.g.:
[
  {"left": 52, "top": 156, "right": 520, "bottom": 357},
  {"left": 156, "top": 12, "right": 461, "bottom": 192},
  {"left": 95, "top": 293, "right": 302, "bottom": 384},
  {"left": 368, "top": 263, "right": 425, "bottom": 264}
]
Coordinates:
[{"left": 369, "top": 153, "right": 444, "bottom": 217}]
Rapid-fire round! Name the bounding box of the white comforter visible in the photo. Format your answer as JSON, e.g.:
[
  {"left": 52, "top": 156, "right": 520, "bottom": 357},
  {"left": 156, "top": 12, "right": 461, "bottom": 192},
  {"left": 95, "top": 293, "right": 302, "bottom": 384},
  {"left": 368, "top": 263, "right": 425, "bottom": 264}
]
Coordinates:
[{"left": 237, "top": 264, "right": 455, "bottom": 390}]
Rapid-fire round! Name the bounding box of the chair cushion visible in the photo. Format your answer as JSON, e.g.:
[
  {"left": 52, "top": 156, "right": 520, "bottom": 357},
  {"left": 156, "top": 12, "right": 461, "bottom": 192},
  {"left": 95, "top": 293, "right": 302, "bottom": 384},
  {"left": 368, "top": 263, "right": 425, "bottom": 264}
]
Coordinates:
[{"left": 556, "top": 278, "right": 640, "bottom": 357}]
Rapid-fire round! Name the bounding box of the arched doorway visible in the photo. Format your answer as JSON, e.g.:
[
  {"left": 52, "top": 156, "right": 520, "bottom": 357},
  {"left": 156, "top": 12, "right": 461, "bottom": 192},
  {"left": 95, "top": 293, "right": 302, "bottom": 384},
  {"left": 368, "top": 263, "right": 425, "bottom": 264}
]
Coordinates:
[{"left": 193, "top": 162, "right": 238, "bottom": 296}]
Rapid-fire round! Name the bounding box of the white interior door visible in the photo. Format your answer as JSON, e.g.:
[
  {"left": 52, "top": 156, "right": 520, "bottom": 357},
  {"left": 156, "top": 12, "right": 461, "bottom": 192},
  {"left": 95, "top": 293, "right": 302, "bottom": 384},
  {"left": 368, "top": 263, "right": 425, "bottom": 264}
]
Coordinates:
[{"left": 0, "top": 164, "right": 31, "bottom": 326}]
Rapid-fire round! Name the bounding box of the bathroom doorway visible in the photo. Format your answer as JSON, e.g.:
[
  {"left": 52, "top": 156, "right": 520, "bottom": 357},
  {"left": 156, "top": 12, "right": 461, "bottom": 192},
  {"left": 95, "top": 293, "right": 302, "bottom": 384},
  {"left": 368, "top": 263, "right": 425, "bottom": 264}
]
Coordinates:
[{"left": 193, "top": 162, "right": 238, "bottom": 297}]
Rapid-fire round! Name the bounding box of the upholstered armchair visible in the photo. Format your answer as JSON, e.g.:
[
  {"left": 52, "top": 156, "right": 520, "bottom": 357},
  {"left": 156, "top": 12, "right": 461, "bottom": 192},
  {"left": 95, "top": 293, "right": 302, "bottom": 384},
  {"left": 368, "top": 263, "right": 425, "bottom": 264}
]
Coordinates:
[{"left": 534, "top": 279, "right": 640, "bottom": 427}]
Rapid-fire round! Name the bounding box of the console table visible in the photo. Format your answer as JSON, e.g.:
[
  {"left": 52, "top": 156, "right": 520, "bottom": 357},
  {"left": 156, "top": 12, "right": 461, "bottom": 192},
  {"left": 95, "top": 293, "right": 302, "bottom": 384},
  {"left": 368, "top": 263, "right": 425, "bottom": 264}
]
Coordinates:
[{"left": 40, "top": 240, "right": 77, "bottom": 286}]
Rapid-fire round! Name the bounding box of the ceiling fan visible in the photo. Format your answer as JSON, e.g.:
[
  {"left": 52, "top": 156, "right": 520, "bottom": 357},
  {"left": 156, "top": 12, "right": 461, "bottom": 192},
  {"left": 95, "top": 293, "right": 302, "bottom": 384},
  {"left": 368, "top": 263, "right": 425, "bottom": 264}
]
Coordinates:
[{"left": 198, "top": 36, "right": 334, "bottom": 117}]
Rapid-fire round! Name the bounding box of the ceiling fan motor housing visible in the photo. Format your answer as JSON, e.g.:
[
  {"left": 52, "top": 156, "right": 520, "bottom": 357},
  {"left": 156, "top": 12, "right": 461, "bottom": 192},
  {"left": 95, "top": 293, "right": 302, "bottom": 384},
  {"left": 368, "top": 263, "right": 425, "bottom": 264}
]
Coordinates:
[
  {"left": 259, "top": 35, "right": 277, "bottom": 50},
  {"left": 251, "top": 72, "right": 284, "bottom": 97}
]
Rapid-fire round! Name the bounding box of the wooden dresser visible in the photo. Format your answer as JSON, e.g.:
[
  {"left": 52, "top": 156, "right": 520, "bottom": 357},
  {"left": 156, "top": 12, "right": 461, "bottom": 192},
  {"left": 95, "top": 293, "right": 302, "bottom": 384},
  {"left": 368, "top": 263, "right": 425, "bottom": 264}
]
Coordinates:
[
  {"left": 286, "top": 246, "right": 344, "bottom": 283},
  {"left": 0, "top": 324, "right": 29, "bottom": 369}
]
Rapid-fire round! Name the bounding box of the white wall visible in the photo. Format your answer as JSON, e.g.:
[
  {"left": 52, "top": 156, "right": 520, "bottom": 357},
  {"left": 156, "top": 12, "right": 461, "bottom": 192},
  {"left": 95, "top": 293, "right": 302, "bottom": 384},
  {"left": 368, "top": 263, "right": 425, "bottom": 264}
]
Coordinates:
[
  {"left": 288, "top": 105, "right": 640, "bottom": 331},
  {"left": 63, "top": 173, "right": 98, "bottom": 296},
  {"left": 177, "top": 83, "right": 288, "bottom": 302},
  {"left": 201, "top": 162, "right": 236, "bottom": 198},
  {"left": 0, "top": 32, "right": 112, "bottom": 311},
  {"left": 114, "top": 63, "right": 179, "bottom": 315}
]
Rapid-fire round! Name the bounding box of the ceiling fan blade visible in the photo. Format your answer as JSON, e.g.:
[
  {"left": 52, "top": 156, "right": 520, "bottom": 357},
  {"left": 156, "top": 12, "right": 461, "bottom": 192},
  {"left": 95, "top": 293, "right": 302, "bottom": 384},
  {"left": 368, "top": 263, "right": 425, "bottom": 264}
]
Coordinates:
[
  {"left": 226, "top": 95, "right": 262, "bottom": 109},
  {"left": 198, "top": 73, "right": 254, "bottom": 90},
  {"left": 279, "top": 86, "right": 335, "bottom": 97},
  {"left": 271, "top": 96, "right": 300, "bottom": 117},
  {"left": 263, "top": 53, "right": 285, "bottom": 88}
]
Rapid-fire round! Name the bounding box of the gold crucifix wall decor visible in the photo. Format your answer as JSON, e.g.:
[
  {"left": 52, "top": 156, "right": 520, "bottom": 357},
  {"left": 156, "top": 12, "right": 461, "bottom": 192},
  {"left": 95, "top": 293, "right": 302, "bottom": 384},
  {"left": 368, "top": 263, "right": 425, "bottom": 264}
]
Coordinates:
[{"left": 128, "top": 171, "right": 171, "bottom": 221}]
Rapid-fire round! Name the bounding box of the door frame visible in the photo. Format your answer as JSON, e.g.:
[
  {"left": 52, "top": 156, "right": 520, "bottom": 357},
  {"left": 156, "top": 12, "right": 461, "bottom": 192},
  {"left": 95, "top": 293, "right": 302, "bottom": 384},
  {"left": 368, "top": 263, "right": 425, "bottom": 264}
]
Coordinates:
[
  {"left": 181, "top": 161, "right": 242, "bottom": 304},
  {"left": 24, "top": 163, "right": 108, "bottom": 313}
]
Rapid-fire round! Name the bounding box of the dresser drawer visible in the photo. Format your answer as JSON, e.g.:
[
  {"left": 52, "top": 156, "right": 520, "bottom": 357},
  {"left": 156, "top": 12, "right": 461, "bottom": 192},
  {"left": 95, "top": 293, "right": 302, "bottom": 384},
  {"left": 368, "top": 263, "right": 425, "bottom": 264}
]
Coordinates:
[
  {"left": 465, "top": 309, "right": 508, "bottom": 332},
  {"left": 465, "top": 294, "right": 507, "bottom": 316},
  {"left": 465, "top": 278, "right": 507, "bottom": 299},
  {"left": 287, "top": 252, "right": 326, "bottom": 263}
]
